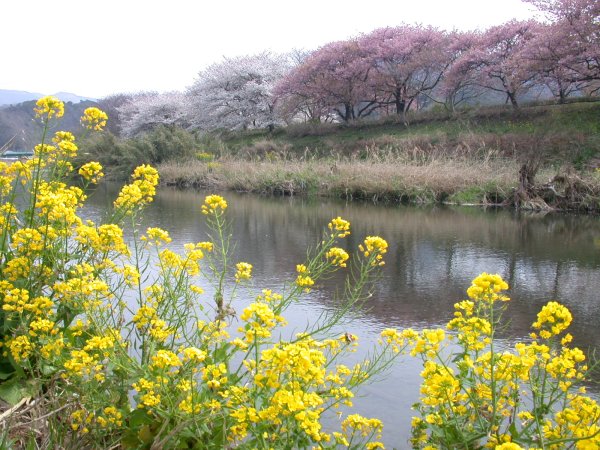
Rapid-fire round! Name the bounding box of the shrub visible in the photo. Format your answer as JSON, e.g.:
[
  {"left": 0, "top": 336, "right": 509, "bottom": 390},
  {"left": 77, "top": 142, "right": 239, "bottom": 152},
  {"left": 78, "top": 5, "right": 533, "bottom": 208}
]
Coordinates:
[{"left": 74, "top": 125, "right": 198, "bottom": 180}]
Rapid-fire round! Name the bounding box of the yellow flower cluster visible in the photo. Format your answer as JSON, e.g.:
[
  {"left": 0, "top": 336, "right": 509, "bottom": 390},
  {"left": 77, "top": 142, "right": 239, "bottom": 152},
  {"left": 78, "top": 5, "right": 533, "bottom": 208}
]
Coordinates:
[
  {"left": 182, "top": 346, "right": 207, "bottom": 363},
  {"left": 96, "top": 406, "right": 123, "bottom": 428},
  {"left": 325, "top": 247, "right": 349, "bottom": 267},
  {"left": 64, "top": 349, "right": 104, "bottom": 381},
  {"left": 75, "top": 223, "right": 130, "bottom": 256},
  {"left": 33, "top": 143, "right": 57, "bottom": 158},
  {"left": 197, "top": 319, "right": 230, "bottom": 344},
  {"left": 0, "top": 163, "right": 14, "bottom": 196},
  {"left": 113, "top": 164, "right": 159, "bottom": 211},
  {"left": 203, "top": 363, "right": 228, "bottom": 390},
  {"left": 35, "top": 181, "right": 85, "bottom": 226},
  {"left": 359, "top": 236, "right": 388, "bottom": 266},
  {"left": 225, "top": 332, "right": 379, "bottom": 445},
  {"left": 8, "top": 335, "right": 33, "bottom": 363},
  {"left": 150, "top": 350, "right": 181, "bottom": 370},
  {"left": 295, "top": 264, "right": 315, "bottom": 292},
  {"left": 201, "top": 194, "right": 227, "bottom": 214},
  {"left": 70, "top": 409, "right": 93, "bottom": 433},
  {"left": 53, "top": 270, "right": 111, "bottom": 311},
  {"left": 239, "top": 301, "right": 286, "bottom": 343},
  {"left": 196, "top": 151, "right": 214, "bottom": 161},
  {"left": 1, "top": 277, "right": 64, "bottom": 363},
  {"left": 11, "top": 228, "right": 45, "bottom": 254},
  {"left": 495, "top": 444, "right": 524, "bottom": 450},
  {"left": 543, "top": 394, "right": 600, "bottom": 448},
  {"left": 341, "top": 414, "right": 383, "bottom": 437},
  {"left": 328, "top": 216, "right": 350, "bottom": 238},
  {"left": 234, "top": 262, "right": 253, "bottom": 282},
  {"left": 52, "top": 131, "right": 78, "bottom": 159},
  {"left": 132, "top": 304, "right": 173, "bottom": 342},
  {"left": 466, "top": 272, "right": 510, "bottom": 303},
  {"left": 78, "top": 161, "right": 104, "bottom": 183},
  {"left": 532, "top": 301, "right": 573, "bottom": 339},
  {"left": 141, "top": 227, "right": 172, "bottom": 245},
  {"left": 80, "top": 107, "right": 108, "bottom": 131},
  {"left": 447, "top": 300, "right": 492, "bottom": 351},
  {"left": 34, "top": 96, "right": 64, "bottom": 119},
  {"left": 132, "top": 377, "right": 162, "bottom": 409}
]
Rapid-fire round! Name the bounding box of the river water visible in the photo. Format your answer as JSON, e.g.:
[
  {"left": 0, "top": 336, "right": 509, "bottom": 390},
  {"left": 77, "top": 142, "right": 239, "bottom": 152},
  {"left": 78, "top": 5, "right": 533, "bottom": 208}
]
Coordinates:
[{"left": 86, "top": 184, "right": 600, "bottom": 448}]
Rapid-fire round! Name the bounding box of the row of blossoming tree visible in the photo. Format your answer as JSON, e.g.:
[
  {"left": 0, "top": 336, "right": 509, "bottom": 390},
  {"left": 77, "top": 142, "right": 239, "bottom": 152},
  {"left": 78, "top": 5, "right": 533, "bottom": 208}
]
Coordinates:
[
  {"left": 0, "top": 97, "right": 599, "bottom": 448},
  {"left": 112, "top": 0, "right": 599, "bottom": 135}
]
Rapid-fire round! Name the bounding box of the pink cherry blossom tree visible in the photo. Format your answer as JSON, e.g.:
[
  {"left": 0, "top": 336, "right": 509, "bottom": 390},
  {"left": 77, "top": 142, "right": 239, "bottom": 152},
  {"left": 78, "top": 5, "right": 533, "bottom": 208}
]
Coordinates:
[
  {"left": 435, "top": 31, "right": 486, "bottom": 111},
  {"left": 524, "top": 0, "right": 599, "bottom": 90},
  {"left": 274, "top": 40, "right": 377, "bottom": 123},
  {"left": 447, "top": 20, "right": 539, "bottom": 108},
  {"left": 273, "top": 50, "right": 335, "bottom": 123},
  {"left": 519, "top": 23, "right": 590, "bottom": 102},
  {"left": 358, "top": 25, "right": 450, "bottom": 119}
]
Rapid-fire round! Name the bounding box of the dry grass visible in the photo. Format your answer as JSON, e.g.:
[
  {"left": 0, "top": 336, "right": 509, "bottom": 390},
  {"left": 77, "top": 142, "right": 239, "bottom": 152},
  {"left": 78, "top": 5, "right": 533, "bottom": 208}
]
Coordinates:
[
  {"left": 158, "top": 154, "right": 525, "bottom": 204},
  {"left": 0, "top": 385, "right": 86, "bottom": 449}
]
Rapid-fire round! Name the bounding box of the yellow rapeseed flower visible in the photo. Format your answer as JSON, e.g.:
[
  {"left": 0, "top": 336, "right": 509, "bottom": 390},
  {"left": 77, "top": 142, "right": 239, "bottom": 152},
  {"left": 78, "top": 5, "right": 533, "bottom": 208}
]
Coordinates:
[
  {"left": 142, "top": 227, "right": 172, "bottom": 245},
  {"left": 182, "top": 346, "right": 207, "bottom": 363},
  {"left": 8, "top": 335, "right": 33, "bottom": 362},
  {"left": 202, "top": 194, "right": 228, "bottom": 214},
  {"left": 114, "top": 165, "right": 159, "bottom": 211},
  {"left": 466, "top": 273, "right": 509, "bottom": 303},
  {"left": 296, "top": 274, "right": 315, "bottom": 292},
  {"left": 359, "top": 236, "right": 388, "bottom": 266},
  {"left": 80, "top": 107, "right": 108, "bottom": 131},
  {"left": 328, "top": 217, "right": 351, "bottom": 238},
  {"left": 235, "top": 262, "right": 253, "bottom": 282},
  {"left": 78, "top": 161, "right": 104, "bottom": 183},
  {"left": 34, "top": 96, "right": 64, "bottom": 119},
  {"left": 494, "top": 443, "right": 524, "bottom": 450},
  {"left": 150, "top": 349, "right": 181, "bottom": 369},
  {"left": 326, "top": 247, "right": 349, "bottom": 267},
  {"left": 532, "top": 301, "right": 572, "bottom": 338}
]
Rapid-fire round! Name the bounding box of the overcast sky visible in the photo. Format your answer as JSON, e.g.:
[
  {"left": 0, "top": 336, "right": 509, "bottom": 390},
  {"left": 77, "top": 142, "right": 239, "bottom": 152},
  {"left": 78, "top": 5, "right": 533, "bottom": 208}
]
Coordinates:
[{"left": 1, "top": 0, "right": 538, "bottom": 99}]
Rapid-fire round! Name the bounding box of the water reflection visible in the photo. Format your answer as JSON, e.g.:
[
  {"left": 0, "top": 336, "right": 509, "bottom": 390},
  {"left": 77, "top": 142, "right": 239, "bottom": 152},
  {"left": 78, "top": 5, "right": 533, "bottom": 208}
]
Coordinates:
[{"left": 84, "top": 184, "right": 600, "bottom": 447}]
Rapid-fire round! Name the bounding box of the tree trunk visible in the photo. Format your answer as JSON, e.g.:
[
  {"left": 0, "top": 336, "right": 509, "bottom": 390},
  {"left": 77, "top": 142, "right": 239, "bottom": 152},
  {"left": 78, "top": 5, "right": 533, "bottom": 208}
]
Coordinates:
[
  {"left": 344, "top": 103, "right": 353, "bottom": 122},
  {"left": 394, "top": 89, "right": 405, "bottom": 115},
  {"left": 513, "top": 163, "right": 549, "bottom": 210},
  {"left": 507, "top": 92, "right": 519, "bottom": 109}
]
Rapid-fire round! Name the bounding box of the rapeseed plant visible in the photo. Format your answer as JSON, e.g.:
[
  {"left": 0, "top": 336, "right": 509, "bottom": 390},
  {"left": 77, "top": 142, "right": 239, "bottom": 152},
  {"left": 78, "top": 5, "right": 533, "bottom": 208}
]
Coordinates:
[{"left": 0, "top": 98, "right": 396, "bottom": 449}]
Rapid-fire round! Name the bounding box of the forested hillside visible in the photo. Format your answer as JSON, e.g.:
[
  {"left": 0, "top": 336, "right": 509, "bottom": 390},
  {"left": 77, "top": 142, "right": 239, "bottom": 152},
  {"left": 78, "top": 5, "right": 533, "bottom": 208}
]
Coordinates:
[{"left": 0, "top": 100, "right": 99, "bottom": 149}]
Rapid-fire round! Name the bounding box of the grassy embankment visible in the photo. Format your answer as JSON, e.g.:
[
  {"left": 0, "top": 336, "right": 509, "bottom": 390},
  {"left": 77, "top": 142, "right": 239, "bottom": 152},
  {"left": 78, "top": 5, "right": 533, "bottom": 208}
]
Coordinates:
[{"left": 159, "top": 101, "right": 600, "bottom": 209}]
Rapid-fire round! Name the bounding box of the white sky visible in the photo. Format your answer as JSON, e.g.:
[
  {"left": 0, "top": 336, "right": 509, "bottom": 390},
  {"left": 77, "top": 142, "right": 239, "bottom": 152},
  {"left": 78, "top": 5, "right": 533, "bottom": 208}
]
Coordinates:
[{"left": 1, "top": 0, "right": 538, "bottom": 99}]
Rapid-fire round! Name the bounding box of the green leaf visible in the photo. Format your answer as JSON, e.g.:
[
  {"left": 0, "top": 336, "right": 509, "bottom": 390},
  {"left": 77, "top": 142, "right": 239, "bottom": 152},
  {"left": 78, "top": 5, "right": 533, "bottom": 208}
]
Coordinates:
[
  {"left": 0, "top": 362, "right": 15, "bottom": 381},
  {"left": 40, "top": 364, "right": 58, "bottom": 377},
  {"left": 509, "top": 420, "right": 518, "bottom": 439},
  {"left": 128, "top": 408, "right": 152, "bottom": 428},
  {"left": 0, "top": 378, "right": 36, "bottom": 405}
]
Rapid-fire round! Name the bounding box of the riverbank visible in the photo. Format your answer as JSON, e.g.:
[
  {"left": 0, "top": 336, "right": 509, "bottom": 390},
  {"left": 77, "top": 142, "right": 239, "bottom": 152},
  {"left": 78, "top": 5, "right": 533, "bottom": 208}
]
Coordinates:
[
  {"left": 158, "top": 158, "right": 516, "bottom": 203},
  {"left": 158, "top": 157, "right": 600, "bottom": 211},
  {"left": 157, "top": 101, "right": 600, "bottom": 211}
]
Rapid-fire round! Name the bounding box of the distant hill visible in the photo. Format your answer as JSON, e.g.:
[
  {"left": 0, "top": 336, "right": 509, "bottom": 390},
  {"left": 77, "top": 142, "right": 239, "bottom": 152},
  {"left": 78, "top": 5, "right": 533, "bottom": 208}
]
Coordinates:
[
  {"left": 0, "top": 90, "right": 44, "bottom": 106},
  {"left": 52, "top": 91, "right": 97, "bottom": 104},
  {"left": 0, "top": 89, "right": 96, "bottom": 106},
  {"left": 0, "top": 99, "right": 100, "bottom": 149}
]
